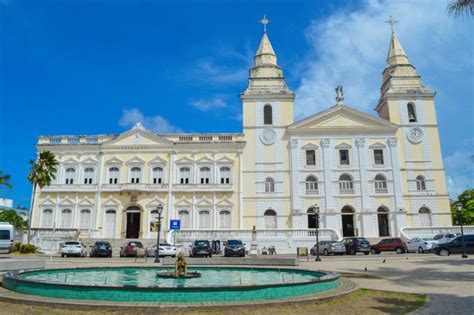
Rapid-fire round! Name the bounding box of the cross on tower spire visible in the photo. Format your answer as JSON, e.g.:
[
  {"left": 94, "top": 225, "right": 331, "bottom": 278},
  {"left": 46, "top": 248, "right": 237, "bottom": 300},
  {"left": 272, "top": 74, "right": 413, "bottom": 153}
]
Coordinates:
[
  {"left": 385, "top": 15, "right": 398, "bottom": 33},
  {"left": 259, "top": 14, "right": 270, "bottom": 33}
]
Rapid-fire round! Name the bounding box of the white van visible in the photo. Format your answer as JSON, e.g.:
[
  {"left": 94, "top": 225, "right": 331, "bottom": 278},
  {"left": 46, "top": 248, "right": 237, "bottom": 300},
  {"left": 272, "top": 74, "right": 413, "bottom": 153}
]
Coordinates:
[{"left": 0, "top": 222, "right": 14, "bottom": 254}]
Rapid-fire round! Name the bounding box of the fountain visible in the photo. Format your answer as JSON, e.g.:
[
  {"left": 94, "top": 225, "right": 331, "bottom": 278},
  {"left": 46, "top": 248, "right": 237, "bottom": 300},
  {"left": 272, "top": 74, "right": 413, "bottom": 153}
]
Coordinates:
[{"left": 156, "top": 252, "right": 201, "bottom": 279}]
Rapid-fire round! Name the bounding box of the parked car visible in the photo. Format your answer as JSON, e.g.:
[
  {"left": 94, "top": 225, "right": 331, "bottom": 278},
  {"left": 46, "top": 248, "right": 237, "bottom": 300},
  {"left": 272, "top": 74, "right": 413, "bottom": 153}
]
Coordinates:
[
  {"left": 90, "top": 241, "right": 113, "bottom": 257},
  {"left": 189, "top": 240, "right": 212, "bottom": 257},
  {"left": 431, "top": 234, "right": 474, "bottom": 256},
  {"left": 371, "top": 238, "right": 407, "bottom": 254},
  {"left": 433, "top": 233, "right": 460, "bottom": 244},
  {"left": 406, "top": 238, "right": 438, "bottom": 253},
  {"left": 119, "top": 241, "right": 144, "bottom": 257},
  {"left": 224, "top": 239, "right": 246, "bottom": 257},
  {"left": 60, "top": 241, "right": 87, "bottom": 257},
  {"left": 0, "top": 222, "right": 14, "bottom": 254},
  {"left": 146, "top": 243, "right": 177, "bottom": 257},
  {"left": 342, "top": 237, "right": 371, "bottom": 255},
  {"left": 310, "top": 241, "right": 346, "bottom": 256}
]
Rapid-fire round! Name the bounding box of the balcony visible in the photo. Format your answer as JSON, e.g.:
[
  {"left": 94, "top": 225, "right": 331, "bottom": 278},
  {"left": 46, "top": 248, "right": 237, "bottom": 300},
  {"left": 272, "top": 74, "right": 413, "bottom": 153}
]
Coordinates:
[
  {"left": 101, "top": 183, "right": 168, "bottom": 192},
  {"left": 173, "top": 183, "right": 233, "bottom": 192},
  {"left": 305, "top": 189, "right": 319, "bottom": 196},
  {"left": 339, "top": 189, "right": 355, "bottom": 195}
]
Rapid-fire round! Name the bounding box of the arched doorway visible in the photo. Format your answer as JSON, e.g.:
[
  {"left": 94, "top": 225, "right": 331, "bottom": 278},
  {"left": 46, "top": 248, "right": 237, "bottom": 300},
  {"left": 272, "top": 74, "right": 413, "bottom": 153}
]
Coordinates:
[
  {"left": 307, "top": 207, "right": 317, "bottom": 229},
  {"left": 264, "top": 209, "right": 277, "bottom": 229},
  {"left": 419, "top": 207, "right": 431, "bottom": 227},
  {"left": 126, "top": 206, "right": 141, "bottom": 238},
  {"left": 377, "top": 207, "right": 390, "bottom": 237},
  {"left": 341, "top": 206, "right": 355, "bottom": 237}
]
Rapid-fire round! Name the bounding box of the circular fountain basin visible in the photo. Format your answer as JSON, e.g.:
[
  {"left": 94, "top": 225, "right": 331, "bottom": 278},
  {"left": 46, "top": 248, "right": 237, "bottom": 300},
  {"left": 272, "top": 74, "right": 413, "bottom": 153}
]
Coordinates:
[{"left": 3, "top": 267, "right": 340, "bottom": 303}]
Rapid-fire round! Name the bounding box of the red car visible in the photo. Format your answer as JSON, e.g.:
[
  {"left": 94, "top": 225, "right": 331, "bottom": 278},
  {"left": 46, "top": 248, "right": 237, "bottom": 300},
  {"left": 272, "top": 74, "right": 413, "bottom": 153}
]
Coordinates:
[
  {"left": 371, "top": 238, "right": 407, "bottom": 254},
  {"left": 119, "top": 241, "right": 144, "bottom": 257}
]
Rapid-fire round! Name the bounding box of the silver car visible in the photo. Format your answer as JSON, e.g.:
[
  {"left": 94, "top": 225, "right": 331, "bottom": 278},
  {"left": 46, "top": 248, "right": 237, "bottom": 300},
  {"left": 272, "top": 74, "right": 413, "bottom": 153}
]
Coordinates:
[
  {"left": 433, "top": 233, "right": 460, "bottom": 244},
  {"left": 406, "top": 237, "right": 438, "bottom": 253},
  {"left": 311, "top": 241, "right": 346, "bottom": 256}
]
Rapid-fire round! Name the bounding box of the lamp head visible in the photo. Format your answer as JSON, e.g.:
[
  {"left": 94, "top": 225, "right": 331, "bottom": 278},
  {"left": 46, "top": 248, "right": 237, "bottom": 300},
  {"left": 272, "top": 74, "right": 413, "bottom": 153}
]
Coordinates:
[
  {"left": 157, "top": 203, "right": 164, "bottom": 215},
  {"left": 456, "top": 203, "right": 463, "bottom": 212},
  {"left": 313, "top": 204, "right": 320, "bottom": 214}
]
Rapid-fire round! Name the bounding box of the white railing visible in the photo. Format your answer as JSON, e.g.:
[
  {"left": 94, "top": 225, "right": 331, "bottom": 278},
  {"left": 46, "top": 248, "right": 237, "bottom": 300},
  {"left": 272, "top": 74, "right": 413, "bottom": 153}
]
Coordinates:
[
  {"left": 400, "top": 226, "right": 474, "bottom": 240},
  {"left": 41, "top": 184, "right": 98, "bottom": 192},
  {"left": 172, "top": 184, "right": 233, "bottom": 191},
  {"left": 101, "top": 183, "right": 169, "bottom": 191}
]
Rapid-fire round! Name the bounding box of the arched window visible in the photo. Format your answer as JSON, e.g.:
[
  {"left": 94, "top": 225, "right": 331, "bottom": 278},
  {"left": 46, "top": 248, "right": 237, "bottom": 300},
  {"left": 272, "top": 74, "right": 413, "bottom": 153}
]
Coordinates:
[
  {"left": 65, "top": 168, "right": 75, "bottom": 185},
  {"left": 179, "top": 210, "right": 190, "bottom": 229},
  {"left": 264, "top": 209, "right": 277, "bottom": 229},
  {"left": 61, "top": 209, "right": 72, "bottom": 228},
  {"left": 149, "top": 209, "right": 158, "bottom": 232},
  {"left": 377, "top": 207, "right": 390, "bottom": 237},
  {"left": 419, "top": 207, "right": 431, "bottom": 227},
  {"left": 305, "top": 175, "right": 318, "bottom": 195},
  {"left": 79, "top": 209, "right": 91, "bottom": 228},
  {"left": 416, "top": 175, "right": 426, "bottom": 191},
  {"left": 200, "top": 167, "right": 211, "bottom": 184},
  {"left": 220, "top": 166, "right": 231, "bottom": 184},
  {"left": 374, "top": 174, "right": 388, "bottom": 193},
  {"left": 339, "top": 174, "right": 354, "bottom": 194},
  {"left": 108, "top": 167, "right": 120, "bottom": 184},
  {"left": 152, "top": 167, "right": 163, "bottom": 184},
  {"left": 265, "top": 177, "right": 275, "bottom": 193},
  {"left": 41, "top": 209, "right": 53, "bottom": 228},
  {"left": 264, "top": 104, "right": 273, "bottom": 125},
  {"left": 83, "top": 167, "right": 95, "bottom": 184},
  {"left": 407, "top": 103, "right": 417, "bottom": 122},
  {"left": 179, "top": 167, "right": 191, "bottom": 184},
  {"left": 198, "top": 210, "right": 210, "bottom": 229},
  {"left": 130, "top": 167, "right": 142, "bottom": 184},
  {"left": 219, "top": 210, "right": 231, "bottom": 229}
]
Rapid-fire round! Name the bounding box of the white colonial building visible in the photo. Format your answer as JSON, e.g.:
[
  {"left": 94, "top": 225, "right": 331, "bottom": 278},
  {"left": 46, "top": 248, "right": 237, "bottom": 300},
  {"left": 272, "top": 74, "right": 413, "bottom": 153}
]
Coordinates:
[{"left": 30, "top": 25, "right": 452, "bottom": 249}]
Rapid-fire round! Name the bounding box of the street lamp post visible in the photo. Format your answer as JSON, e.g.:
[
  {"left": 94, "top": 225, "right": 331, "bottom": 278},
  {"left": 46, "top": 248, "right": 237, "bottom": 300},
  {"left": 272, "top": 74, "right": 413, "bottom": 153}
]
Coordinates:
[
  {"left": 313, "top": 204, "right": 321, "bottom": 262},
  {"left": 154, "top": 203, "right": 164, "bottom": 263},
  {"left": 456, "top": 203, "right": 468, "bottom": 259}
]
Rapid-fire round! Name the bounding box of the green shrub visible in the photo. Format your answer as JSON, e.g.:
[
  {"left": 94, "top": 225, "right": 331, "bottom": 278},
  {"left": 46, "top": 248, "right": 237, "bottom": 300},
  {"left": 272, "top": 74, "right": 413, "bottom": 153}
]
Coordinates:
[
  {"left": 13, "top": 242, "right": 22, "bottom": 252},
  {"left": 20, "top": 244, "right": 36, "bottom": 254}
]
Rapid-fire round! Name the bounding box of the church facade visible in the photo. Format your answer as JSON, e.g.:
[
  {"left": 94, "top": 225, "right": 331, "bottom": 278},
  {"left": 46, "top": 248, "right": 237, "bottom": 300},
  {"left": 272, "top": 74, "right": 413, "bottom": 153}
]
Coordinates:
[{"left": 30, "top": 27, "right": 452, "bottom": 239}]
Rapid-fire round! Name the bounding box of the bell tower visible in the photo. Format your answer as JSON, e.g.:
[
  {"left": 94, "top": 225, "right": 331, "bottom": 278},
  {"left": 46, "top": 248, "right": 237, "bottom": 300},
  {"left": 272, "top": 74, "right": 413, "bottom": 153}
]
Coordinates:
[
  {"left": 241, "top": 16, "right": 295, "bottom": 229},
  {"left": 375, "top": 18, "right": 451, "bottom": 227}
]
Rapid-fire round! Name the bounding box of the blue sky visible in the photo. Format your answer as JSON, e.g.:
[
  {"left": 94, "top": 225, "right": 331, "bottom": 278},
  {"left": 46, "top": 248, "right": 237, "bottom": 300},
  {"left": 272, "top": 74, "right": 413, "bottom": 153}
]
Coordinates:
[{"left": 0, "top": 0, "right": 473, "bottom": 208}]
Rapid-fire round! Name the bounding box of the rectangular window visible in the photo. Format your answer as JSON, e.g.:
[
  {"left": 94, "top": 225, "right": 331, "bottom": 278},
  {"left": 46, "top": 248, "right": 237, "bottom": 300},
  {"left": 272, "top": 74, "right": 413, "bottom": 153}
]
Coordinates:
[
  {"left": 374, "top": 149, "right": 384, "bottom": 165},
  {"left": 339, "top": 150, "right": 349, "bottom": 165},
  {"left": 306, "top": 150, "right": 316, "bottom": 166}
]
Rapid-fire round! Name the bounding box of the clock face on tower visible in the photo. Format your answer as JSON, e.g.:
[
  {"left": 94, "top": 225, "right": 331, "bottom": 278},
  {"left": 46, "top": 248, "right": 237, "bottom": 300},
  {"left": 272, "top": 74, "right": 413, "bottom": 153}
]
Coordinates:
[
  {"left": 407, "top": 127, "right": 424, "bottom": 143},
  {"left": 260, "top": 128, "right": 277, "bottom": 145}
]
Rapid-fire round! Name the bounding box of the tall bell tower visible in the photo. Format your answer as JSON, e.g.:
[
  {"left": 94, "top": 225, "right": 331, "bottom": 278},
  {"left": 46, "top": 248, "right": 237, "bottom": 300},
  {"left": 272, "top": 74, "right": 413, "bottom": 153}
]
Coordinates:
[
  {"left": 241, "top": 16, "right": 295, "bottom": 229},
  {"left": 375, "top": 18, "right": 451, "bottom": 227}
]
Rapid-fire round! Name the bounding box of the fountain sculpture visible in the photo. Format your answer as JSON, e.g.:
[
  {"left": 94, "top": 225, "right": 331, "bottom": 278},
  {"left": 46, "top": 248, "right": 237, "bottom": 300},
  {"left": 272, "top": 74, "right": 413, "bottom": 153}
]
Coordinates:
[{"left": 156, "top": 252, "right": 201, "bottom": 278}]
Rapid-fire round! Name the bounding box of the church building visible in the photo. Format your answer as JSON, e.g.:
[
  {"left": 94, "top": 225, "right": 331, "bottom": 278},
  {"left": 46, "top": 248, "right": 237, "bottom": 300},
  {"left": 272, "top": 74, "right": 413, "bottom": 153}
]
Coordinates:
[{"left": 30, "top": 22, "right": 452, "bottom": 242}]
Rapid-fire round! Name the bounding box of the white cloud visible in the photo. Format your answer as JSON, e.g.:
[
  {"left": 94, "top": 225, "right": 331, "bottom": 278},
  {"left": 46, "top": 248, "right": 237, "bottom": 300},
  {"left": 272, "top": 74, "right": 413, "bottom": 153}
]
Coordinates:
[
  {"left": 118, "top": 108, "right": 183, "bottom": 133},
  {"left": 295, "top": 0, "right": 472, "bottom": 119},
  {"left": 444, "top": 138, "right": 474, "bottom": 198},
  {"left": 190, "top": 97, "right": 228, "bottom": 112}
]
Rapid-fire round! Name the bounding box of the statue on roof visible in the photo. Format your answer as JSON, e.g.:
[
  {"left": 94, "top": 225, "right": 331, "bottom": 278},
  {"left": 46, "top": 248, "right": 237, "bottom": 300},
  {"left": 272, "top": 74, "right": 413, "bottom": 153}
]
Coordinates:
[{"left": 335, "top": 85, "right": 344, "bottom": 105}]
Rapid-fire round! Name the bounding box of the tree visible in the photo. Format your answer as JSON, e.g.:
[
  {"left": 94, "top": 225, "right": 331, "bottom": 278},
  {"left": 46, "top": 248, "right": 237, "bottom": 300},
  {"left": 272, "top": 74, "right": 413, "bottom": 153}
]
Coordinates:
[
  {"left": 0, "top": 210, "right": 28, "bottom": 229},
  {"left": 0, "top": 169, "right": 12, "bottom": 190},
  {"left": 447, "top": 0, "right": 474, "bottom": 18},
  {"left": 27, "top": 151, "right": 59, "bottom": 244},
  {"left": 451, "top": 189, "right": 474, "bottom": 226}
]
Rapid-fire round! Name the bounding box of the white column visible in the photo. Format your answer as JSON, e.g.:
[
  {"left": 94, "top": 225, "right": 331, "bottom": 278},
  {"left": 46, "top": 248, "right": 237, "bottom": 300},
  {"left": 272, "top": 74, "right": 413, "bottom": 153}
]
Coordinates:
[
  {"left": 167, "top": 152, "right": 175, "bottom": 222},
  {"left": 93, "top": 151, "right": 103, "bottom": 238},
  {"left": 388, "top": 137, "right": 404, "bottom": 236},
  {"left": 320, "top": 139, "right": 333, "bottom": 211},
  {"left": 356, "top": 138, "right": 370, "bottom": 211},
  {"left": 238, "top": 152, "right": 243, "bottom": 229},
  {"left": 289, "top": 139, "right": 299, "bottom": 211}
]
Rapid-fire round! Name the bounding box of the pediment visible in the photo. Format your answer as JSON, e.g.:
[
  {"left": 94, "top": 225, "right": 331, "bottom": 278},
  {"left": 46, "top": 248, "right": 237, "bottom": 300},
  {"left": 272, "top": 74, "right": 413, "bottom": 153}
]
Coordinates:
[
  {"left": 105, "top": 157, "right": 124, "bottom": 165},
  {"left": 62, "top": 157, "right": 80, "bottom": 164},
  {"left": 39, "top": 196, "right": 56, "bottom": 207},
  {"left": 126, "top": 156, "right": 146, "bottom": 165},
  {"left": 103, "top": 127, "right": 174, "bottom": 147},
  {"left": 369, "top": 142, "right": 387, "bottom": 148},
  {"left": 216, "top": 156, "right": 235, "bottom": 164},
  {"left": 146, "top": 196, "right": 166, "bottom": 209},
  {"left": 174, "top": 196, "right": 192, "bottom": 207},
  {"left": 335, "top": 142, "right": 352, "bottom": 149},
  {"left": 78, "top": 196, "right": 95, "bottom": 207},
  {"left": 148, "top": 156, "right": 168, "bottom": 165},
  {"left": 301, "top": 143, "right": 319, "bottom": 150},
  {"left": 196, "top": 156, "right": 214, "bottom": 164},
  {"left": 216, "top": 197, "right": 234, "bottom": 208},
  {"left": 59, "top": 196, "right": 75, "bottom": 206},
  {"left": 81, "top": 157, "right": 98, "bottom": 164},
  {"left": 289, "top": 105, "right": 398, "bottom": 131},
  {"left": 196, "top": 196, "right": 213, "bottom": 207},
  {"left": 175, "top": 156, "right": 194, "bottom": 164},
  {"left": 102, "top": 196, "right": 121, "bottom": 208}
]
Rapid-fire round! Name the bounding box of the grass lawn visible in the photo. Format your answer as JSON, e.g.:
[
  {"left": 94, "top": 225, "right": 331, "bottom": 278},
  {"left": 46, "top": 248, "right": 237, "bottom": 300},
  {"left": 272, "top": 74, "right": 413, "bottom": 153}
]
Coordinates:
[{"left": 0, "top": 288, "right": 426, "bottom": 314}]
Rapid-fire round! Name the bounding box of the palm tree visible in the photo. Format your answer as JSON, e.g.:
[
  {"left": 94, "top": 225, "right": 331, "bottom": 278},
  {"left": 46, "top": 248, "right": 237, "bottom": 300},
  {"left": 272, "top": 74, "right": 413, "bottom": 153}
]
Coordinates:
[
  {"left": 447, "top": 0, "right": 474, "bottom": 17},
  {"left": 0, "top": 169, "right": 12, "bottom": 190},
  {"left": 27, "top": 151, "right": 58, "bottom": 244}
]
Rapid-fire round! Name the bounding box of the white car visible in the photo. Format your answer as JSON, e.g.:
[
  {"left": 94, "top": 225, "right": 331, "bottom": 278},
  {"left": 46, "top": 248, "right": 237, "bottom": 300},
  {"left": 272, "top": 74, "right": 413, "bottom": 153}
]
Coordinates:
[
  {"left": 433, "top": 233, "right": 460, "bottom": 244},
  {"left": 406, "top": 238, "right": 438, "bottom": 253},
  {"left": 146, "top": 243, "right": 177, "bottom": 257},
  {"left": 60, "top": 241, "right": 87, "bottom": 257},
  {"left": 0, "top": 222, "right": 14, "bottom": 254}
]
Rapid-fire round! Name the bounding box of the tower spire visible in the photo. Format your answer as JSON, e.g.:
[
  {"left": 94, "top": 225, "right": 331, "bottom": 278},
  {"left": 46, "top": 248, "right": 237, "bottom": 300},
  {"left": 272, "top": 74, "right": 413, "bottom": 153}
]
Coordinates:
[{"left": 384, "top": 16, "right": 409, "bottom": 66}]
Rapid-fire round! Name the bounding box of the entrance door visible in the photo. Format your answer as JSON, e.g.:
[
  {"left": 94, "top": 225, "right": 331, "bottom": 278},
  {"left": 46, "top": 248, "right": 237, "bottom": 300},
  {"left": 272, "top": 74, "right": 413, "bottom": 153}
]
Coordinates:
[
  {"left": 342, "top": 214, "right": 355, "bottom": 237},
  {"left": 126, "top": 212, "right": 141, "bottom": 238},
  {"left": 377, "top": 209, "right": 390, "bottom": 237},
  {"left": 308, "top": 214, "right": 317, "bottom": 229},
  {"left": 105, "top": 210, "right": 116, "bottom": 238}
]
